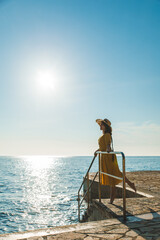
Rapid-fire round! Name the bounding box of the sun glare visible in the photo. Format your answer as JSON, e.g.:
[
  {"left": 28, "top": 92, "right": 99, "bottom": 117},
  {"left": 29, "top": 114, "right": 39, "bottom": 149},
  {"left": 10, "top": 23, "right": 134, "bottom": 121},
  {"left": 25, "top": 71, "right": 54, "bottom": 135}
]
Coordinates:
[
  {"left": 23, "top": 156, "right": 52, "bottom": 172},
  {"left": 36, "top": 70, "right": 55, "bottom": 94}
]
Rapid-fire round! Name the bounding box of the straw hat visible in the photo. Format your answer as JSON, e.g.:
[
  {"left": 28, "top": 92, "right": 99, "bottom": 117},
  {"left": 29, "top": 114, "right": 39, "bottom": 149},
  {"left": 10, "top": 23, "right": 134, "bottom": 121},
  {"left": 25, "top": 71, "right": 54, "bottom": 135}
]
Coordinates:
[{"left": 96, "top": 118, "right": 111, "bottom": 127}]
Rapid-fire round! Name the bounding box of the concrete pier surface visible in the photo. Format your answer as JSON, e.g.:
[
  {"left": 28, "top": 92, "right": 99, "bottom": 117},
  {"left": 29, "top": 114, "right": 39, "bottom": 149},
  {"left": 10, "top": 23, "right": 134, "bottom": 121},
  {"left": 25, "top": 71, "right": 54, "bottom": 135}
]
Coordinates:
[
  {"left": 0, "top": 171, "right": 160, "bottom": 240},
  {"left": 84, "top": 171, "right": 160, "bottom": 221}
]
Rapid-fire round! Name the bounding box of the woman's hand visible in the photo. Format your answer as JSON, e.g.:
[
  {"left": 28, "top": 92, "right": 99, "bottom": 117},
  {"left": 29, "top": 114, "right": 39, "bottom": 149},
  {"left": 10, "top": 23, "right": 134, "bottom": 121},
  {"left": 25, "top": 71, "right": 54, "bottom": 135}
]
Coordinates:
[
  {"left": 94, "top": 149, "right": 99, "bottom": 157},
  {"left": 94, "top": 151, "right": 97, "bottom": 157}
]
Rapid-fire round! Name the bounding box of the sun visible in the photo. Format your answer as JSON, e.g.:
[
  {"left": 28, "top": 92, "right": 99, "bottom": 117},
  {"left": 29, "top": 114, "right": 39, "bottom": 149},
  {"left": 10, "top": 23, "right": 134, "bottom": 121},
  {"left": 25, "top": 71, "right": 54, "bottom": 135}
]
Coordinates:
[{"left": 36, "top": 70, "right": 55, "bottom": 94}]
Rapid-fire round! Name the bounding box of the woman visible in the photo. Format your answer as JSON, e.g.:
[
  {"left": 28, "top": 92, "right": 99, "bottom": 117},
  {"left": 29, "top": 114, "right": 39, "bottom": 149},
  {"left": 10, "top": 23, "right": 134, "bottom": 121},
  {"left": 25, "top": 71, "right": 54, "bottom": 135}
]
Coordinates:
[{"left": 94, "top": 118, "right": 136, "bottom": 204}]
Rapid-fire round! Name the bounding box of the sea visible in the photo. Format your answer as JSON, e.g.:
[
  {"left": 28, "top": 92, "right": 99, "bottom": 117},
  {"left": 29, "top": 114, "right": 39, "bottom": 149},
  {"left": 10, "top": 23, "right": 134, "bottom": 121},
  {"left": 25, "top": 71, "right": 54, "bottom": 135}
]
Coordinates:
[{"left": 0, "top": 155, "right": 160, "bottom": 234}]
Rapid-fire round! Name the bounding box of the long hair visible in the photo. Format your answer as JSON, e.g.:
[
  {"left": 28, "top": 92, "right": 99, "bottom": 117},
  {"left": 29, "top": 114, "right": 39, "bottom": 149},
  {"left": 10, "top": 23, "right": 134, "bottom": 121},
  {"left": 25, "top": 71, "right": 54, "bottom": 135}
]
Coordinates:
[
  {"left": 103, "top": 123, "right": 112, "bottom": 135},
  {"left": 103, "top": 123, "right": 114, "bottom": 153}
]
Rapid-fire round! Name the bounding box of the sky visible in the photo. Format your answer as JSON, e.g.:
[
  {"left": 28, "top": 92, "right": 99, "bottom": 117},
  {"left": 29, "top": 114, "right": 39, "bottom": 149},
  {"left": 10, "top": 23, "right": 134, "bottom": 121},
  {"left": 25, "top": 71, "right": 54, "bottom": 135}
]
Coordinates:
[{"left": 0, "top": 0, "right": 160, "bottom": 156}]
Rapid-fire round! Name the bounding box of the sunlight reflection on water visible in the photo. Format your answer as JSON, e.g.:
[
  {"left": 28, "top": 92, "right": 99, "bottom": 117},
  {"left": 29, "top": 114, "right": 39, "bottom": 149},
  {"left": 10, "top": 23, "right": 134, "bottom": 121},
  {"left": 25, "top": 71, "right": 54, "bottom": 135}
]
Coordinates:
[
  {"left": 0, "top": 155, "right": 83, "bottom": 233},
  {"left": 20, "top": 156, "right": 63, "bottom": 228}
]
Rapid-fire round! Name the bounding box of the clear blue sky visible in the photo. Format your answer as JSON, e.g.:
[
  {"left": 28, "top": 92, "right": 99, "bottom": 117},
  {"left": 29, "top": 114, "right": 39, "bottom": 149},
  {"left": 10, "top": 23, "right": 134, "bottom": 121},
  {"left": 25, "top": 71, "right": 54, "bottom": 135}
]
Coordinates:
[{"left": 0, "top": 0, "right": 160, "bottom": 156}]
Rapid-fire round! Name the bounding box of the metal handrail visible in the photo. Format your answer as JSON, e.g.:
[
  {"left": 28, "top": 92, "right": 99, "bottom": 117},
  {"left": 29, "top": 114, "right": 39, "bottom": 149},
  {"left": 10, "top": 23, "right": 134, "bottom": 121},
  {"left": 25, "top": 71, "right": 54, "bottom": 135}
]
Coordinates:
[
  {"left": 79, "top": 171, "right": 98, "bottom": 207},
  {"left": 77, "top": 155, "right": 97, "bottom": 221},
  {"left": 100, "top": 171, "right": 123, "bottom": 180},
  {"left": 77, "top": 151, "right": 126, "bottom": 221},
  {"left": 78, "top": 155, "right": 96, "bottom": 195}
]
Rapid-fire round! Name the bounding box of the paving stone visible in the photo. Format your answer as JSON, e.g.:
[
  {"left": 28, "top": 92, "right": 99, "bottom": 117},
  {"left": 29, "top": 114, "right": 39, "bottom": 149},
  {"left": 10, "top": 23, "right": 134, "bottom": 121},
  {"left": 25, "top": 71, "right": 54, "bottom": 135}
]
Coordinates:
[
  {"left": 47, "top": 232, "right": 86, "bottom": 239},
  {"left": 135, "top": 236, "right": 146, "bottom": 240},
  {"left": 84, "top": 237, "right": 99, "bottom": 240},
  {"left": 119, "top": 238, "right": 133, "bottom": 240},
  {"left": 126, "top": 230, "right": 139, "bottom": 237},
  {"left": 76, "top": 225, "right": 121, "bottom": 234},
  {"left": 28, "top": 237, "right": 44, "bottom": 240},
  {"left": 89, "top": 233, "right": 122, "bottom": 239},
  {"left": 143, "top": 233, "right": 160, "bottom": 237},
  {"left": 139, "top": 226, "right": 155, "bottom": 233},
  {"left": 107, "top": 229, "right": 127, "bottom": 234}
]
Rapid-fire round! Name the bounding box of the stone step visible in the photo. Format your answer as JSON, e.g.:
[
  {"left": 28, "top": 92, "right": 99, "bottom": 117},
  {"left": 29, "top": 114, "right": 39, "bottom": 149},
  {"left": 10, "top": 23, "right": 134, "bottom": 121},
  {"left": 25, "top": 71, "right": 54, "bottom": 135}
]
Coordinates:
[{"left": 1, "top": 212, "right": 160, "bottom": 240}]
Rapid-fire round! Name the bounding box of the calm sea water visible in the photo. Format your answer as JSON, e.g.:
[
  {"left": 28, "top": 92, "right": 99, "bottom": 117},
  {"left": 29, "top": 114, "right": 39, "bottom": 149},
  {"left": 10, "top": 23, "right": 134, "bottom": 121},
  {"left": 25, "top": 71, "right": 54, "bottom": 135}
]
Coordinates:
[{"left": 0, "top": 155, "right": 160, "bottom": 234}]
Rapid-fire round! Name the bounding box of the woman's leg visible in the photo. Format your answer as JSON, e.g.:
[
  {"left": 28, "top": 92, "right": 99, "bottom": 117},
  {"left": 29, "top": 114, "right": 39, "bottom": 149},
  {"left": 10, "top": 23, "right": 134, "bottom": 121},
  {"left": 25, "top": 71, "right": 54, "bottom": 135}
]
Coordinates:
[
  {"left": 110, "top": 186, "right": 116, "bottom": 204},
  {"left": 125, "top": 177, "right": 136, "bottom": 192}
]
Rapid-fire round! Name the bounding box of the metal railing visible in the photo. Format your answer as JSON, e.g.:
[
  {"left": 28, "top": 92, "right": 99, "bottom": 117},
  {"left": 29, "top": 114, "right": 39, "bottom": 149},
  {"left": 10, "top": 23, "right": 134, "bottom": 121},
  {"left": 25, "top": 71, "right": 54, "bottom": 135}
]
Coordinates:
[{"left": 77, "top": 151, "right": 126, "bottom": 221}]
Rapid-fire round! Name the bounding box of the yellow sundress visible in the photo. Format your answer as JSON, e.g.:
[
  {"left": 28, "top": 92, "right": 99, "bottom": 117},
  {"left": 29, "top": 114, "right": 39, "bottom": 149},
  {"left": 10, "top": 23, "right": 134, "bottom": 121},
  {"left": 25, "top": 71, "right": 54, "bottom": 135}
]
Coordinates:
[{"left": 98, "top": 133, "right": 122, "bottom": 186}]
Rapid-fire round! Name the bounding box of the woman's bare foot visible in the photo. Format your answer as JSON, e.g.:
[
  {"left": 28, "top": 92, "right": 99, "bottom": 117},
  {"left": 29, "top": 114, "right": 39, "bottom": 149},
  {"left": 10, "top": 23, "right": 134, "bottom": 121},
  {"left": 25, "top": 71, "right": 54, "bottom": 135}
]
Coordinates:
[
  {"left": 109, "top": 196, "right": 114, "bottom": 204},
  {"left": 109, "top": 199, "right": 114, "bottom": 204},
  {"left": 125, "top": 177, "right": 136, "bottom": 192},
  {"left": 110, "top": 186, "right": 116, "bottom": 204}
]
